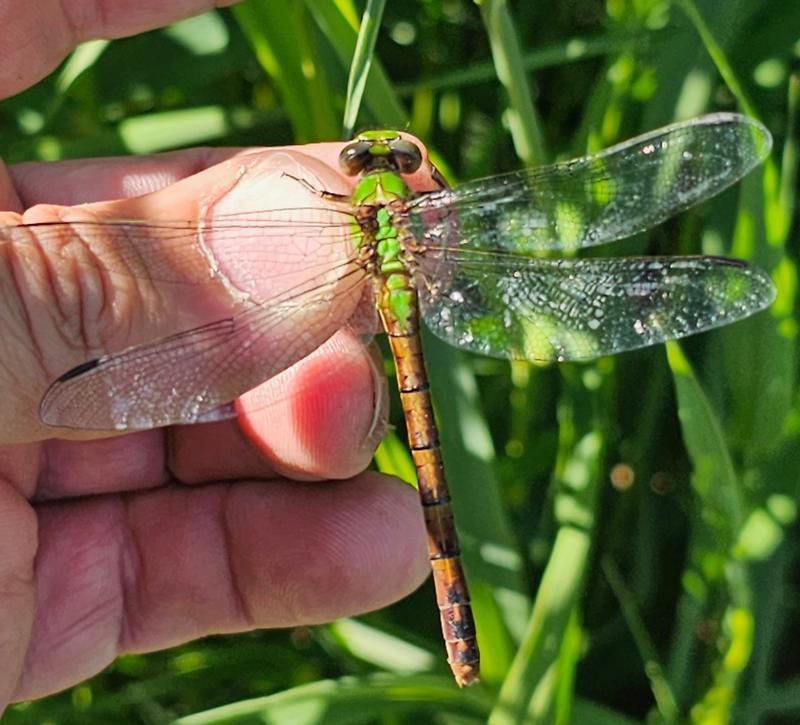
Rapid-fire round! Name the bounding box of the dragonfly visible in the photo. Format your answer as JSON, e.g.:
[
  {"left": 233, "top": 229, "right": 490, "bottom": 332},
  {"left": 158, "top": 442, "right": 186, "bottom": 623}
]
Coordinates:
[{"left": 12, "top": 112, "right": 774, "bottom": 687}]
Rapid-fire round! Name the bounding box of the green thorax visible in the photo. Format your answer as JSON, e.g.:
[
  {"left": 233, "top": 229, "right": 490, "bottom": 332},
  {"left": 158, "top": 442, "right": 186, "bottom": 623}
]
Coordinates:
[
  {"left": 352, "top": 170, "right": 412, "bottom": 276},
  {"left": 352, "top": 168, "right": 412, "bottom": 206},
  {"left": 340, "top": 130, "right": 423, "bottom": 331}
]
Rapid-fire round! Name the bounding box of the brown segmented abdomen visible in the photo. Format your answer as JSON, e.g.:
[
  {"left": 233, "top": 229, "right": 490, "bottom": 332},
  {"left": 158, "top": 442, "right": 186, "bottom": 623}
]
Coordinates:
[{"left": 377, "top": 273, "right": 480, "bottom": 687}]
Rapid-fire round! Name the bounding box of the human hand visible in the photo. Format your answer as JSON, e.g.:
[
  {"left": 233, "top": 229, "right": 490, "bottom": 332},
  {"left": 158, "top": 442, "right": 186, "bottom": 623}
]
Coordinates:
[{"left": 0, "top": 0, "right": 429, "bottom": 708}]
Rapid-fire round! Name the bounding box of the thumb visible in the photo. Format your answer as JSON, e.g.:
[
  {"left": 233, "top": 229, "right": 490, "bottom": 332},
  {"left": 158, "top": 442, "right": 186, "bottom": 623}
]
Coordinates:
[{"left": 0, "top": 147, "right": 360, "bottom": 442}]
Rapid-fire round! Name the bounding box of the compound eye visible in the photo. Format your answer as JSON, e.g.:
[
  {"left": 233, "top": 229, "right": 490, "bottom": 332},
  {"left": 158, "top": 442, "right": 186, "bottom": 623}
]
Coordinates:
[
  {"left": 389, "top": 140, "right": 422, "bottom": 174},
  {"left": 339, "top": 141, "right": 371, "bottom": 175}
]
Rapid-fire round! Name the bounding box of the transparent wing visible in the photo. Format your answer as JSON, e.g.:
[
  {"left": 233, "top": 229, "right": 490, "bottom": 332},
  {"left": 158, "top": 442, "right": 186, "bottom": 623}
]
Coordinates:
[
  {"left": 0, "top": 208, "right": 358, "bottom": 286},
  {"left": 410, "top": 113, "right": 771, "bottom": 253},
  {"left": 4, "top": 205, "right": 368, "bottom": 430},
  {"left": 418, "top": 252, "right": 775, "bottom": 362},
  {"left": 40, "top": 263, "right": 369, "bottom": 430}
]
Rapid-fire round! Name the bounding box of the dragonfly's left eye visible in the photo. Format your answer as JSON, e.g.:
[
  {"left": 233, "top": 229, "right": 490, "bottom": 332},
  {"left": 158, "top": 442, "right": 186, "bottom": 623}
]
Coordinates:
[
  {"left": 339, "top": 141, "right": 372, "bottom": 175},
  {"left": 389, "top": 140, "right": 422, "bottom": 174}
]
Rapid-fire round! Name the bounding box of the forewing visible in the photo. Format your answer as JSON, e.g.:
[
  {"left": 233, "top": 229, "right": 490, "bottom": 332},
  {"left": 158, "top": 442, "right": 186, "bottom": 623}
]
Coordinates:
[
  {"left": 0, "top": 211, "right": 357, "bottom": 286},
  {"left": 419, "top": 253, "right": 776, "bottom": 362},
  {"left": 411, "top": 113, "right": 771, "bottom": 253}
]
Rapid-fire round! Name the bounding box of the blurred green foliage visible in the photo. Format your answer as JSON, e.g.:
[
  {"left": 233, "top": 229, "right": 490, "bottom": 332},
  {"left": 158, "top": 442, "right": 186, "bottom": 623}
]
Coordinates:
[{"left": 3, "top": 0, "right": 799, "bottom": 722}]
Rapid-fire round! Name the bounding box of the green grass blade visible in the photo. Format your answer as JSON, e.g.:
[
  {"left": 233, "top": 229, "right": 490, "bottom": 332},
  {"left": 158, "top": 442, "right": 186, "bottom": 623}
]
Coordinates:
[
  {"left": 489, "top": 528, "right": 592, "bottom": 725},
  {"left": 553, "top": 609, "right": 582, "bottom": 724},
  {"left": 305, "top": 0, "right": 407, "bottom": 129},
  {"left": 674, "top": 0, "right": 758, "bottom": 119},
  {"left": 175, "top": 674, "right": 492, "bottom": 724},
  {"left": 666, "top": 342, "right": 742, "bottom": 542},
  {"left": 602, "top": 558, "right": 680, "bottom": 721},
  {"left": 118, "top": 106, "right": 263, "bottom": 153},
  {"left": 232, "top": 0, "right": 339, "bottom": 140},
  {"left": 477, "top": 0, "right": 549, "bottom": 164},
  {"left": 56, "top": 39, "right": 110, "bottom": 94},
  {"left": 666, "top": 342, "right": 753, "bottom": 720},
  {"left": 328, "top": 619, "right": 436, "bottom": 675},
  {"left": 717, "top": 73, "right": 796, "bottom": 467},
  {"left": 342, "top": 0, "right": 386, "bottom": 137},
  {"left": 490, "top": 378, "right": 604, "bottom": 724},
  {"left": 373, "top": 430, "right": 417, "bottom": 484},
  {"left": 776, "top": 73, "right": 799, "bottom": 242}
]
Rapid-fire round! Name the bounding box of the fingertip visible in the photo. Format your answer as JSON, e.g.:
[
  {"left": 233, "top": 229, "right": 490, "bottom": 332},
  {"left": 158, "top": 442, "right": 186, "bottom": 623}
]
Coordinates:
[
  {"left": 236, "top": 331, "right": 387, "bottom": 480},
  {"left": 203, "top": 149, "right": 356, "bottom": 302}
]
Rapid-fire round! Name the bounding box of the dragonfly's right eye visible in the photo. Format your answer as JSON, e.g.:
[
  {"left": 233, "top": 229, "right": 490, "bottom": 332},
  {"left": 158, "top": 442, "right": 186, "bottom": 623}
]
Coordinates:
[
  {"left": 388, "top": 140, "right": 422, "bottom": 174},
  {"left": 339, "top": 141, "right": 372, "bottom": 176}
]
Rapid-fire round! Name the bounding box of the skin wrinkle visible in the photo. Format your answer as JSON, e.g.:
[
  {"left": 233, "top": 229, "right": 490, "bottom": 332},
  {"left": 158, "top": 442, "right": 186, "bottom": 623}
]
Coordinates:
[
  {"left": 49, "top": 583, "right": 118, "bottom": 657},
  {"left": 117, "top": 492, "right": 146, "bottom": 652},
  {"left": 220, "top": 484, "right": 255, "bottom": 629},
  {"left": 94, "top": 223, "right": 145, "bottom": 354},
  {"left": 163, "top": 427, "right": 181, "bottom": 486},
  {"left": 4, "top": 237, "right": 51, "bottom": 389},
  {"left": 35, "top": 446, "right": 54, "bottom": 503},
  {"left": 78, "top": 224, "right": 116, "bottom": 353},
  {"left": 10, "top": 225, "right": 83, "bottom": 377},
  {"left": 70, "top": 246, "right": 92, "bottom": 357},
  {"left": 53, "top": 227, "right": 112, "bottom": 357},
  {"left": 65, "top": 217, "right": 135, "bottom": 355},
  {"left": 116, "top": 484, "right": 250, "bottom": 650},
  {"left": 2, "top": 582, "right": 32, "bottom": 700},
  {"left": 19, "top": 498, "right": 123, "bottom": 695},
  {"left": 0, "top": 446, "right": 39, "bottom": 498},
  {"left": 39, "top": 234, "right": 73, "bottom": 342},
  {"left": 37, "top": 433, "right": 170, "bottom": 499},
  {"left": 56, "top": 0, "right": 81, "bottom": 45},
  {"left": 0, "top": 488, "right": 36, "bottom": 702},
  {"left": 0, "top": 251, "right": 44, "bottom": 404},
  {"left": 157, "top": 426, "right": 254, "bottom": 488},
  {"left": 31, "top": 211, "right": 189, "bottom": 384},
  {"left": 13, "top": 224, "right": 100, "bottom": 379}
]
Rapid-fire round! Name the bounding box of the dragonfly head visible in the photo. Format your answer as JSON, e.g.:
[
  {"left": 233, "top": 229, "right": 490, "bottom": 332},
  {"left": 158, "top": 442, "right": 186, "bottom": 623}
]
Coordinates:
[{"left": 340, "top": 130, "right": 422, "bottom": 177}]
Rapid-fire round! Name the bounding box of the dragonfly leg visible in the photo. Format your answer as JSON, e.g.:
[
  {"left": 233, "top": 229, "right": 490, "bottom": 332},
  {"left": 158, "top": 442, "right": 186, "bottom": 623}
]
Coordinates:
[
  {"left": 281, "top": 172, "right": 351, "bottom": 202},
  {"left": 429, "top": 163, "right": 450, "bottom": 191}
]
